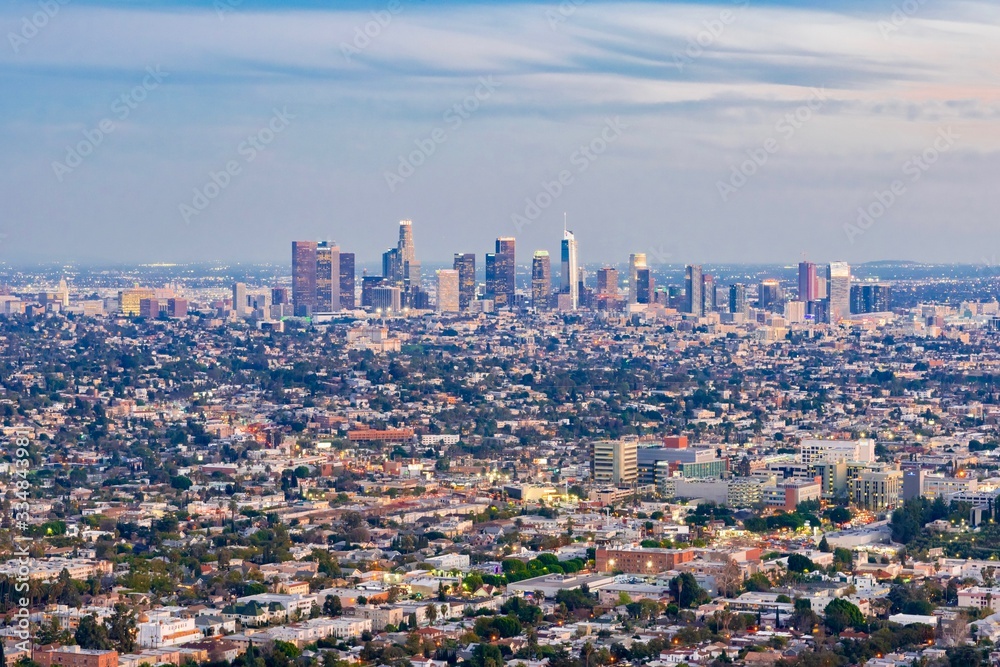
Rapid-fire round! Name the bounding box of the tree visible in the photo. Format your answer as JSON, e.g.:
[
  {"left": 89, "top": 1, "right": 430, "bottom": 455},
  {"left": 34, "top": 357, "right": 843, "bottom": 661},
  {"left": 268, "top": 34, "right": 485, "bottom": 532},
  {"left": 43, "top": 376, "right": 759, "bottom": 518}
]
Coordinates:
[
  {"left": 716, "top": 559, "right": 743, "bottom": 598},
  {"left": 425, "top": 603, "right": 437, "bottom": 624},
  {"left": 670, "top": 573, "right": 708, "bottom": 609},
  {"left": 824, "top": 598, "right": 864, "bottom": 634},
  {"left": 818, "top": 535, "right": 831, "bottom": 552},
  {"left": 76, "top": 615, "right": 112, "bottom": 650},
  {"left": 324, "top": 594, "right": 342, "bottom": 617},
  {"left": 106, "top": 603, "right": 138, "bottom": 653},
  {"left": 786, "top": 554, "right": 815, "bottom": 573},
  {"left": 468, "top": 643, "right": 504, "bottom": 667}
]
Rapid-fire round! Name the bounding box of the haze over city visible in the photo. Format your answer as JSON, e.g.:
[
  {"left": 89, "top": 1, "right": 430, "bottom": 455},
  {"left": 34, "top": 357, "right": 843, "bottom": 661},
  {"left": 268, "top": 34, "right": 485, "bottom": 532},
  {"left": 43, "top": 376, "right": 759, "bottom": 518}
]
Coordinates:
[{"left": 4, "top": 0, "right": 1000, "bottom": 264}]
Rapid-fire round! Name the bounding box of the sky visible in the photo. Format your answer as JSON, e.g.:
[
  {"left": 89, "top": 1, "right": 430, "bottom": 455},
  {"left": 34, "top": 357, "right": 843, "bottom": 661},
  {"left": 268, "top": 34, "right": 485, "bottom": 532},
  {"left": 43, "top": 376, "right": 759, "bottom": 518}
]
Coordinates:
[{"left": 2, "top": 0, "right": 999, "bottom": 266}]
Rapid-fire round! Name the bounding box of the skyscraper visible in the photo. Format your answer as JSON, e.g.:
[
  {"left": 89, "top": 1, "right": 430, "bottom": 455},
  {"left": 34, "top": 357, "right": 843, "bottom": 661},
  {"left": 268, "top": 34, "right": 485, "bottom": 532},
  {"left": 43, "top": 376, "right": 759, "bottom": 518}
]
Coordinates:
[
  {"left": 383, "top": 247, "right": 401, "bottom": 284},
  {"left": 851, "top": 283, "right": 892, "bottom": 314},
  {"left": 702, "top": 273, "right": 716, "bottom": 314},
  {"left": 436, "top": 269, "right": 460, "bottom": 313},
  {"left": 316, "top": 241, "right": 341, "bottom": 312},
  {"left": 339, "top": 252, "right": 355, "bottom": 310},
  {"left": 685, "top": 265, "right": 703, "bottom": 316},
  {"left": 597, "top": 267, "right": 619, "bottom": 297},
  {"left": 798, "top": 261, "right": 818, "bottom": 302},
  {"left": 397, "top": 219, "right": 420, "bottom": 287},
  {"left": 561, "top": 229, "right": 579, "bottom": 310},
  {"left": 628, "top": 253, "right": 647, "bottom": 305},
  {"left": 292, "top": 240, "right": 318, "bottom": 316},
  {"left": 232, "top": 282, "right": 247, "bottom": 316},
  {"left": 635, "top": 268, "right": 654, "bottom": 304},
  {"left": 758, "top": 279, "right": 783, "bottom": 312},
  {"left": 827, "top": 261, "right": 851, "bottom": 322},
  {"left": 494, "top": 237, "right": 516, "bottom": 307},
  {"left": 453, "top": 253, "right": 476, "bottom": 310},
  {"left": 729, "top": 283, "right": 747, "bottom": 315},
  {"left": 484, "top": 253, "right": 498, "bottom": 304},
  {"left": 531, "top": 251, "right": 551, "bottom": 309}
]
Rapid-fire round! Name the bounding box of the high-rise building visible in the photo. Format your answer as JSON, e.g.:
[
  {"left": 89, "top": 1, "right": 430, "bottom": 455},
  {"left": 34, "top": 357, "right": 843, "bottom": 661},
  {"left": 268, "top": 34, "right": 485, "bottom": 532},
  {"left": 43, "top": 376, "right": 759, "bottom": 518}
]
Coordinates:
[
  {"left": 271, "top": 287, "right": 289, "bottom": 305},
  {"left": 702, "top": 273, "right": 717, "bottom": 314},
  {"left": 593, "top": 440, "right": 638, "bottom": 487},
  {"left": 729, "top": 283, "right": 747, "bottom": 315},
  {"left": 453, "top": 253, "right": 476, "bottom": 310},
  {"left": 436, "top": 269, "right": 460, "bottom": 313},
  {"left": 397, "top": 219, "right": 420, "bottom": 287},
  {"left": 531, "top": 251, "right": 551, "bottom": 309},
  {"left": 339, "top": 252, "right": 356, "bottom": 310},
  {"left": 685, "top": 265, "right": 703, "bottom": 316},
  {"left": 827, "top": 261, "right": 851, "bottom": 322},
  {"left": 361, "top": 276, "right": 386, "bottom": 309},
  {"left": 628, "top": 253, "right": 647, "bottom": 305},
  {"left": 798, "top": 261, "right": 818, "bottom": 302},
  {"left": 635, "top": 268, "right": 654, "bottom": 304},
  {"left": 232, "top": 282, "right": 248, "bottom": 316},
  {"left": 597, "top": 267, "right": 619, "bottom": 297},
  {"left": 292, "top": 241, "right": 318, "bottom": 316},
  {"left": 851, "top": 283, "right": 892, "bottom": 314},
  {"left": 494, "top": 237, "right": 515, "bottom": 307},
  {"left": 561, "top": 229, "right": 579, "bottom": 310},
  {"left": 382, "top": 247, "right": 402, "bottom": 285},
  {"left": 758, "top": 279, "right": 783, "bottom": 312},
  {"left": 484, "top": 253, "right": 498, "bottom": 304},
  {"left": 316, "top": 241, "right": 341, "bottom": 312},
  {"left": 371, "top": 285, "right": 402, "bottom": 313}
]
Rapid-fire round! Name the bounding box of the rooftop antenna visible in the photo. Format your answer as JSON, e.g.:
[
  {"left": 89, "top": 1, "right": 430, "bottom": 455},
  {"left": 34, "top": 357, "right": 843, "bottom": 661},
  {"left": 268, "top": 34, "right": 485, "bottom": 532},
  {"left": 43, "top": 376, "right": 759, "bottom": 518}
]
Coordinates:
[{"left": 564, "top": 212, "right": 567, "bottom": 233}]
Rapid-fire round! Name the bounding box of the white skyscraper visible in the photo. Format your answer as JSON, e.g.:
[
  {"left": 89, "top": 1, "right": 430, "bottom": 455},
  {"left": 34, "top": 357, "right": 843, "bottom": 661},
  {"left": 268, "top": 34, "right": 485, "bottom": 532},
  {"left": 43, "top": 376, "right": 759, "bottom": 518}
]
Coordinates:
[
  {"left": 232, "top": 282, "right": 247, "bottom": 316},
  {"left": 827, "top": 261, "right": 851, "bottom": 323},
  {"left": 561, "top": 228, "right": 579, "bottom": 310},
  {"left": 628, "top": 253, "right": 647, "bottom": 305}
]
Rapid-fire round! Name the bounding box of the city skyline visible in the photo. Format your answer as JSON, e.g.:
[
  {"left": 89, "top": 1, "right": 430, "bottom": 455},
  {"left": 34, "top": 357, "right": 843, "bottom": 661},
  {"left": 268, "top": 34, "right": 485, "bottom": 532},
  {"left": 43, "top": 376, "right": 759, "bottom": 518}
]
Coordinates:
[{"left": 4, "top": 1, "right": 1000, "bottom": 264}]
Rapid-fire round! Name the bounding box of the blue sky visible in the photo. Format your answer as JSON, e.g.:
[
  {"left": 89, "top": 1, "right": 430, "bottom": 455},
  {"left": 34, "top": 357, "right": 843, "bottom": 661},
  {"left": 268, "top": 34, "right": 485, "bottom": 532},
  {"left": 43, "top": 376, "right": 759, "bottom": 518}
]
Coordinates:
[{"left": 2, "top": 0, "right": 998, "bottom": 265}]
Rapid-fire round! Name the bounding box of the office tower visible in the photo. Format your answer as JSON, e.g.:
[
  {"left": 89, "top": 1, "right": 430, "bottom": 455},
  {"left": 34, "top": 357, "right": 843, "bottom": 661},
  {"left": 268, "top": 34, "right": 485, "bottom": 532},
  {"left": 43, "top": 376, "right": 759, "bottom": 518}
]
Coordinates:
[
  {"left": 561, "top": 229, "right": 579, "bottom": 310},
  {"left": 635, "top": 268, "right": 654, "bottom": 304},
  {"left": 453, "top": 253, "right": 476, "bottom": 310},
  {"left": 593, "top": 440, "right": 638, "bottom": 487},
  {"left": 232, "top": 282, "right": 247, "bottom": 316},
  {"left": 684, "top": 265, "right": 703, "bottom": 316},
  {"left": 315, "top": 241, "right": 341, "bottom": 312},
  {"left": 729, "top": 283, "right": 747, "bottom": 315},
  {"left": 494, "top": 237, "right": 516, "bottom": 307},
  {"left": 702, "top": 273, "right": 716, "bottom": 314},
  {"left": 382, "top": 247, "right": 401, "bottom": 284},
  {"left": 484, "top": 253, "right": 498, "bottom": 304},
  {"left": 338, "top": 252, "right": 355, "bottom": 310},
  {"left": 271, "top": 287, "right": 289, "bottom": 305},
  {"left": 798, "top": 261, "right": 818, "bottom": 302},
  {"left": 361, "top": 276, "right": 386, "bottom": 309},
  {"left": 292, "top": 241, "right": 318, "bottom": 316},
  {"left": 597, "top": 267, "right": 619, "bottom": 297},
  {"left": 531, "top": 251, "right": 551, "bottom": 309},
  {"left": 57, "top": 277, "right": 69, "bottom": 308},
  {"left": 371, "top": 285, "right": 402, "bottom": 313},
  {"left": 827, "top": 261, "right": 851, "bottom": 322},
  {"left": 784, "top": 300, "right": 806, "bottom": 323},
  {"left": 851, "top": 283, "right": 892, "bottom": 314},
  {"left": 628, "top": 253, "right": 647, "bottom": 304},
  {"left": 758, "top": 279, "right": 783, "bottom": 312},
  {"left": 851, "top": 466, "right": 903, "bottom": 511},
  {"left": 397, "top": 219, "right": 420, "bottom": 287},
  {"left": 167, "top": 298, "right": 187, "bottom": 318},
  {"left": 436, "top": 270, "right": 460, "bottom": 313}
]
